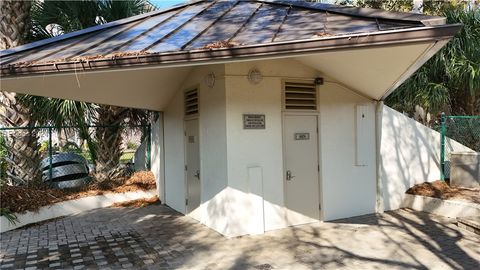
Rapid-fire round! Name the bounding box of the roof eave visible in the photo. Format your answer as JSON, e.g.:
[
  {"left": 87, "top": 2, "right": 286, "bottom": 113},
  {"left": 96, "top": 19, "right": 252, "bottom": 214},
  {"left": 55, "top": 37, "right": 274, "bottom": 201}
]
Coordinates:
[{"left": 0, "top": 24, "right": 462, "bottom": 78}]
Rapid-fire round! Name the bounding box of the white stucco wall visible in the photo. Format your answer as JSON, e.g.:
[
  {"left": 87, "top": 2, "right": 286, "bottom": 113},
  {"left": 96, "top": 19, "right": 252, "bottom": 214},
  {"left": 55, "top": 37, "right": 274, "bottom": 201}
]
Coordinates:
[
  {"left": 163, "top": 58, "right": 380, "bottom": 237},
  {"left": 150, "top": 114, "right": 165, "bottom": 201},
  {"left": 163, "top": 64, "right": 229, "bottom": 235},
  {"left": 319, "top": 82, "right": 377, "bottom": 221},
  {"left": 222, "top": 59, "right": 377, "bottom": 235},
  {"left": 196, "top": 65, "right": 229, "bottom": 232},
  {"left": 379, "top": 106, "right": 472, "bottom": 211},
  {"left": 164, "top": 83, "right": 187, "bottom": 214}
]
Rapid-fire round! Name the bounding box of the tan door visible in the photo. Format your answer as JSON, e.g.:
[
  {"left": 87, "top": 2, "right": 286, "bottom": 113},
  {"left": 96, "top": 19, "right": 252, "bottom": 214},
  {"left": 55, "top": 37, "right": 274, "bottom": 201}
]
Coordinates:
[
  {"left": 283, "top": 115, "right": 320, "bottom": 225},
  {"left": 185, "top": 119, "right": 200, "bottom": 213}
]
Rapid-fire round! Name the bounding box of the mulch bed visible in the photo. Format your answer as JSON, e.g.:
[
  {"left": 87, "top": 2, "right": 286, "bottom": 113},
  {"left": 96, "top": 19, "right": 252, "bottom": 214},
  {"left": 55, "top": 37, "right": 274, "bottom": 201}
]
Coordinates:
[
  {"left": 0, "top": 171, "right": 156, "bottom": 214},
  {"left": 406, "top": 180, "right": 480, "bottom": 204}
]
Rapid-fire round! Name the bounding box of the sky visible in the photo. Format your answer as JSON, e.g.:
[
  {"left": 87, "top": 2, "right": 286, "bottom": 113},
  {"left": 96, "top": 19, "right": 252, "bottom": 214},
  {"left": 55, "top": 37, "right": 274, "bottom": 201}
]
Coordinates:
[{"left": 150, "top": 0, "right": 186, "bottom": 9}]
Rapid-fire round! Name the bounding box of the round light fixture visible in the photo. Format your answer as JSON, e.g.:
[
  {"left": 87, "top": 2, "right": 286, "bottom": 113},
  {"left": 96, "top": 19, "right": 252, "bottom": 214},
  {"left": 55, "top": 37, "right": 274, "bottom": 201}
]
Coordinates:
[{"left": 247, "top": 68, "right": 263, "bottom": 85}]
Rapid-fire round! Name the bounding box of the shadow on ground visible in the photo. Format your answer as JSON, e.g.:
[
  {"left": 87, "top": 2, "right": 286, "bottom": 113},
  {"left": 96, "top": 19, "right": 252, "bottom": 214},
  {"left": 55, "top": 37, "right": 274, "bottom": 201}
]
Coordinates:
[{"left": 1, "top": 205, "right": 478, "bottom": 270}]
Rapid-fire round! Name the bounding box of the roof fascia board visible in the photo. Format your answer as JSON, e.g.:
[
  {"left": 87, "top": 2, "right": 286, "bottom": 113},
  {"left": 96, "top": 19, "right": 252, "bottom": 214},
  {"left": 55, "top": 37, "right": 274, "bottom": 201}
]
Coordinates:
[
  {"left": 0, "top": 0, "right": 205, "bottom": 57},
  {"left": 1, "top": 24, "right": 461, "bottom": 77},
  {"left": 258, "top": 0, "right": 446, "bottom": 26}
]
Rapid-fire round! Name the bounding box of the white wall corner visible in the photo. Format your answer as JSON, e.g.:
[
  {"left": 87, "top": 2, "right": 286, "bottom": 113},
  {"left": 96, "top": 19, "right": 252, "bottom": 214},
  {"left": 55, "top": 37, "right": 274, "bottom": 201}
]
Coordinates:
[
  {"left": 375, "top": 101, "right": 385, "bottom": 213},
  {"left": 150, "top": 113, "right": 165, "bottom": 202}
]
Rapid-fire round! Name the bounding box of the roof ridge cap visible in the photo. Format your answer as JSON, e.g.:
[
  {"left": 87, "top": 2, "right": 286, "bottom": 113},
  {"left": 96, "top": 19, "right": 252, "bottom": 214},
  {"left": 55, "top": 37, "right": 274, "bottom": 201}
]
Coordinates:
[{"left": 0, "top": 0, "right": 208, "bottom": 57}]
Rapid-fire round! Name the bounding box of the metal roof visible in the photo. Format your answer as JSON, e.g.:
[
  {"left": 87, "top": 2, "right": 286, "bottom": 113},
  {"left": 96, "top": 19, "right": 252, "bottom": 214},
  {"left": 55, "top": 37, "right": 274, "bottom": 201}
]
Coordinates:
[{"left": 0, "top": 0, "right": 460, "bottom": 77}]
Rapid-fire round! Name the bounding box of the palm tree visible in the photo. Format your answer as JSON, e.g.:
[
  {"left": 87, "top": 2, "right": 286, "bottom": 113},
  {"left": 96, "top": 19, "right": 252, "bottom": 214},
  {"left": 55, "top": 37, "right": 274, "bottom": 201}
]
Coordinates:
[
  {"left": 94, "top": 105, "right": 152, "bottom": 181},
  {"left": 0, "top": 0, "right": 43, "bottom": 186},
  {"left": 0, "top": 0, "right": 32, "bottom": 48},
  {"left": 30, "top": 0, "right": 154, "bottom": 181},
  {"left": 386, "top": 5, "right": 480, "bottom": 120},
  {"left": 17, "top": 95, "right": 98, "bottom": 163}
]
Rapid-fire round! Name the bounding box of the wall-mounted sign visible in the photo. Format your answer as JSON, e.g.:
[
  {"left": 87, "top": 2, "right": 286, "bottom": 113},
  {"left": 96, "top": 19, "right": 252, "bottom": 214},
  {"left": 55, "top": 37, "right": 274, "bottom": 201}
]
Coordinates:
[
  {"left": 243, "top": 114, "right": 265, "bottom": 129},
  {"left": 294, "top": 132, "right": 310, "bottom": 140}
]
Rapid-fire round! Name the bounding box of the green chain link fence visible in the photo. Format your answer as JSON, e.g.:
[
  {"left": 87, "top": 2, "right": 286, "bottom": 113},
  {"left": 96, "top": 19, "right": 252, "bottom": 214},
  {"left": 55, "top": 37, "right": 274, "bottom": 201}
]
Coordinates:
[
  {"left": 440, "top": 113, "right": 480, "bottom": 180},
  {"left": 0, "top": 124, "right": 151, "bottom": 186}
]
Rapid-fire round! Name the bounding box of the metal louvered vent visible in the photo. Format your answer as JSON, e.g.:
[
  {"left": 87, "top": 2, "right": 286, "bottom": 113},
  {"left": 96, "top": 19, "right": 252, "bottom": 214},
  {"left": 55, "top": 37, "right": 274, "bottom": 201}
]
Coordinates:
[
  {"left": 185, "top": 89, "right": 199, "bottom": 116},
  {"left": 284, "top": 81, "right": 317, "bottom": 110}
]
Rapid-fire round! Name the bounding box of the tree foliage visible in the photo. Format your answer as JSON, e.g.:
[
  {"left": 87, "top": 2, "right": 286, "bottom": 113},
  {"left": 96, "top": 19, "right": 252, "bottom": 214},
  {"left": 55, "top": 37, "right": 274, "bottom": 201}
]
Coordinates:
[
  {"left": 0, "top": 0, "right": 155, "bottom": 185},
  {"left": 29, "top": 0, "right": 154, "bottom": 40},
  {"left": 386, "top": 5, "right": 480, "bottom": 121},
  {"left": 25, "top": 0, "right": 155, "bottom": 180}
]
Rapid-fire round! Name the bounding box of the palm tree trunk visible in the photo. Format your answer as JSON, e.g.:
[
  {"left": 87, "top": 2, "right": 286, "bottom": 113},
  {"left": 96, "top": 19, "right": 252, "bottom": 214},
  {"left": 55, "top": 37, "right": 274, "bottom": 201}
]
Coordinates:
[
  {"left": 94, "top": 105, "right": 126, "bottom": 181},
  {"left": 0, "top": 0, "right": 32, "bottom": 49},
  {"left": 0, "top": 1, "right": 41, "bottom": 186},
  {"left": 0, "top": 92, "right": 41, "bottom": 186}
]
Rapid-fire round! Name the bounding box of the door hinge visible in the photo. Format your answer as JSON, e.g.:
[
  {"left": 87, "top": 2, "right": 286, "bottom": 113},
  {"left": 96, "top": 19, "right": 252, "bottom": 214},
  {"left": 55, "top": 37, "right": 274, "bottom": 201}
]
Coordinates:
[
  {"left": 185, "top": 165, "right": 187, "bottom": 171},
  {"left": 317, "top": 164, "right": 320, "bottom": 171},
  {"left": 186, "top": 199, "right": 188, "bottom": 205},
  {"left": 316, "top": 126, "right": 319, "bottom": 133},
  {"left": 319, "top": 204, "right": 322, "bottom": 210},
  {"left": 184, "top": 131, "right": 186, "bottom": 136}
]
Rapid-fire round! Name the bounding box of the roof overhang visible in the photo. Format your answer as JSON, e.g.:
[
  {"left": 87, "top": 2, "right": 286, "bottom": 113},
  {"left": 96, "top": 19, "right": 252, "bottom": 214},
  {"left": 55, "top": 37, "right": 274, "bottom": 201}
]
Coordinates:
[
  {"left": 1, "top": 24, "right": 460, "bottom": 78},
  {"left": 0, "top": 24, "right": 461, "bottom": 110}
]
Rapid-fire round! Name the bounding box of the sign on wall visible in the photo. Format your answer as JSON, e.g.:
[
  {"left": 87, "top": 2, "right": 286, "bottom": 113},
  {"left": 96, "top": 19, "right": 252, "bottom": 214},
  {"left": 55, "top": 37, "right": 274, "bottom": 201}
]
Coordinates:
[
  {"left": 294, "top": 133, "right": 310, "bottom": 140},
  {"left": 243, "top": 114, "right": 266, "bottom": 129}
]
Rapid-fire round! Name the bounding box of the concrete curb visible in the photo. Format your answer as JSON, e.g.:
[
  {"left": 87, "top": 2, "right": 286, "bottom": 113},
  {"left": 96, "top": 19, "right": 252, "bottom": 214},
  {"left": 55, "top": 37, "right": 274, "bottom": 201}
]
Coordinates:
[
  {"left": 401, "top": 193, "right": 480, "bottom": 218},
  {"left": 0, "top": 189, "right": 157, "bottom": 233}
]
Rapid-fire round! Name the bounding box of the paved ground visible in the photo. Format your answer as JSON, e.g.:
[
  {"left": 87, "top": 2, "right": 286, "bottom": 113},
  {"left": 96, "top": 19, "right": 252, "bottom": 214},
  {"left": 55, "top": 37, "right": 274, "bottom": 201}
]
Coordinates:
[{"left": 0, "top": 205, "right": 479, "bottom": 270}]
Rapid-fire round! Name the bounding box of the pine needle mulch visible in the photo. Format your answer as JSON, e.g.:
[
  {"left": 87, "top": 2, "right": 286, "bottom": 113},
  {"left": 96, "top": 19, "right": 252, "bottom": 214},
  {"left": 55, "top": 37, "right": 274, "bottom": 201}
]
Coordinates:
[
  {"left": 406, "top": 180, "right": 480, "bottom": 204},
  {"left": 1, "top": 171, "right": 156, "bottom": 214}
]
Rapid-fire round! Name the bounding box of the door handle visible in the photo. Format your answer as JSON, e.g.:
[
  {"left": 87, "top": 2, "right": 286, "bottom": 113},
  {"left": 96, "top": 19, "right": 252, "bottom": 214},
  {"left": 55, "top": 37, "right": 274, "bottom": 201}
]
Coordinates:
[
  {"left": 194, "top": 170, "right": 200, "bottom": 179},
  {"left": 286, "top": 170, "right": 295, "bottom": 181}
]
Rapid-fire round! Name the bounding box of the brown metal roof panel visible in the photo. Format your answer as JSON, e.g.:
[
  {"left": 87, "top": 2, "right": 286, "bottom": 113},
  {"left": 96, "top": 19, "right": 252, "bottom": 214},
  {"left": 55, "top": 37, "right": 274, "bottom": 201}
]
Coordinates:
[
  {"left": 273, "top": 8, "right": 326, "bottom": 42},
  {"left": 378, "top": 20, "right": 423, "bottom": 31},
  {"left": 260, "top": 0, "right": 446, "bottom": 26},
  {"left": 22, "top": 20, "right": 145, "bottom": 64},
  {"left": 147, "top": 1, "right": 236, "bottom": 53},
  {"left": 185, "top": 1, "right": 262, "bottom": 50},
  {"left": 0, "top": 0, "right": 205, "bottom": 58},
  {"left": 326, "top": 15, "right": 380, "bottom": 35},
  {"left": 232, "top": 4, "right": 289, "bottom": 45},
  {"left": 1, "top": 30, "right": 106, "bottom": 65},
  {"left": 121, "top": 2, "right": 212, "bottom": 52},
  {"left": 77, "top": 10, "right": 180, "bottom": 57}
]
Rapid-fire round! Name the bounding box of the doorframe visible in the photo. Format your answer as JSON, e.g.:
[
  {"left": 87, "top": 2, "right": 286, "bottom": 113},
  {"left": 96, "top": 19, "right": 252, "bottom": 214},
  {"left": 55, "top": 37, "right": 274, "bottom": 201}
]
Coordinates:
[
  {"left": 183, "top": 85, "right": 202, "bottom": 214},
  {"left": 281, "top": 79, "right": 323, "bottom": 221}
]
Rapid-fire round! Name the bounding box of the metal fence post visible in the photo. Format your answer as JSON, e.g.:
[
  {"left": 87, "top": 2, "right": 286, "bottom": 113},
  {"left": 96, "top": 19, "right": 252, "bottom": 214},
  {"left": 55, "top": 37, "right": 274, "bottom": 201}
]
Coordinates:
[
  {"left": 440, "top": 112, "right": 446, "bottom": 181},
  {"left": 147, "top": 124, "right": 151, "bottom": 170},
  {"left": 48, "top": 126, "right": 53, "bottom": 184}
]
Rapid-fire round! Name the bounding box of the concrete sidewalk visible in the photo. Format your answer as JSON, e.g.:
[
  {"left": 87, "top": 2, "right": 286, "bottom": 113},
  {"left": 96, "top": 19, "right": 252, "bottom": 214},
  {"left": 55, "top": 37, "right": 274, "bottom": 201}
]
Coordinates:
[{"left": 1, "top": 205, "right": 478, "bottom": 269}]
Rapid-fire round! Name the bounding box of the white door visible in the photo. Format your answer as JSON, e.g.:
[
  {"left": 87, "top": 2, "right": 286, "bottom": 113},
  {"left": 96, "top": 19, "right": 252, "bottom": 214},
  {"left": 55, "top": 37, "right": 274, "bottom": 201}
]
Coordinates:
[
  {"left": 185, "top": 119, "right": 200, "bottom": 213},
  {"left": 283, "top": 115, "right": 320, "bottom": 225}
]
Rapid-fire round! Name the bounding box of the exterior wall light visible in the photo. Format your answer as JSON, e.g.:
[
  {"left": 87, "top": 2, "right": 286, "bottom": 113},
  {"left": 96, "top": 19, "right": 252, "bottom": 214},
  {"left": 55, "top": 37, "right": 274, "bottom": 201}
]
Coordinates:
[
  {"left": 247, "top": 68, "right": 263, "bottom": 85},
  {"left": 204, "top": 72, "right": 215, "bottom": 88}
]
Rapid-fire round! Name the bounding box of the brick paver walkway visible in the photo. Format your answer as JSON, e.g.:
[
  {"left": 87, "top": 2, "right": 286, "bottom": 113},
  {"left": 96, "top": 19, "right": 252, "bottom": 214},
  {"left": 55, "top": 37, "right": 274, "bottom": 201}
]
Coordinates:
[{"left": 1, "top": 205, "right": 479, "bottom": 269}]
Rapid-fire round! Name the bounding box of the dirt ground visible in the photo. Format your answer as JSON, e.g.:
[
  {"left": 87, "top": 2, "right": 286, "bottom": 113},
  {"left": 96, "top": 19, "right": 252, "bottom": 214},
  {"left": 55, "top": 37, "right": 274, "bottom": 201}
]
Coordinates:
[
  {"left": 407, "top": 180, "right": 480, "bottom": 204},
  {"left": 0, "top": 171, "right": 156, "bottom": 214}
]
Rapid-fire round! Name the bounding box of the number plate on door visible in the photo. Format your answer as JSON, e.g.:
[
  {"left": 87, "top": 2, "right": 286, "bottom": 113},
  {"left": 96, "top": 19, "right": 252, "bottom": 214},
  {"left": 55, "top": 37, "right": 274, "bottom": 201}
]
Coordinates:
[{"left": 294, "top": 133, "right": 310, "bottom": 140}]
